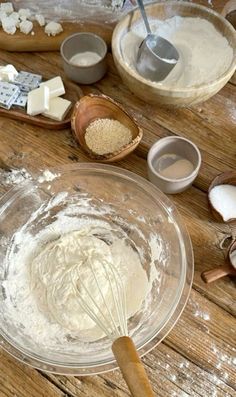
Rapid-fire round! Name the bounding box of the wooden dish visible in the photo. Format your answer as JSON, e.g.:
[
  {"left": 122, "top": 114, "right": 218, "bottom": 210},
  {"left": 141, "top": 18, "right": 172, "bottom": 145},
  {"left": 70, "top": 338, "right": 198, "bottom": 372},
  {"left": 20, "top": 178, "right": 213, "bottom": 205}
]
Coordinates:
[
  {"left": 71, "top": 94, "right": 143, "bottom": 162},
  {"left": 0, "top": 72, "right": 83, "bottom": 130},
  {"left": 112, "top": 1, "right": 236, "bottom": 106},
  {"left": 0, "top": 20, "right": 113, "bottom": 52},
  {"left": 208, "top": 171, "right": 236, "bottom": 223},
  {"left": 0, "top": 105, "right": 73, "bottom": 130}
]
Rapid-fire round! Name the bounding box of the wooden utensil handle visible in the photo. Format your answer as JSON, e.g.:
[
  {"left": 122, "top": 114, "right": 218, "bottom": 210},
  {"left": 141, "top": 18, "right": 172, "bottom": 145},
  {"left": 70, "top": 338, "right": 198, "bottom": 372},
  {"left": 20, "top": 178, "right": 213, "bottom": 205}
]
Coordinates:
[
  {"left": 221, "top": 0, "right": 236, "bottom": 17},
  {"left": 201, "top": 265, "right": 231, "bottom": 283},
  {"left": 112, "top": 336, "right": 155, "bottom": 397}
]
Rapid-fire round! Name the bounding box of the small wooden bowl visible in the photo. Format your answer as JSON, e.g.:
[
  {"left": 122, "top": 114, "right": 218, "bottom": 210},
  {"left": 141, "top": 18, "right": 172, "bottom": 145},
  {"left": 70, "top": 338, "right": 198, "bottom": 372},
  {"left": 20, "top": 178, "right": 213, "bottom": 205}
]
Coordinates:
[
  {"left": 208, "top": 171, "right": 236, "bottom": 223},
  {"left": 71, "top": 94, "right": 143, "bottom": 162}
]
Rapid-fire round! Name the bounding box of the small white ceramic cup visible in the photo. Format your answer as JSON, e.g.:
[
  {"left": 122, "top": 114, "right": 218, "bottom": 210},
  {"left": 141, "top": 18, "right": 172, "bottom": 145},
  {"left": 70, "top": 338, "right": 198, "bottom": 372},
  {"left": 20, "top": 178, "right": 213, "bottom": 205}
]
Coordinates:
[{"left": 147, "top": 136, "right": 201, "bottom": 194}]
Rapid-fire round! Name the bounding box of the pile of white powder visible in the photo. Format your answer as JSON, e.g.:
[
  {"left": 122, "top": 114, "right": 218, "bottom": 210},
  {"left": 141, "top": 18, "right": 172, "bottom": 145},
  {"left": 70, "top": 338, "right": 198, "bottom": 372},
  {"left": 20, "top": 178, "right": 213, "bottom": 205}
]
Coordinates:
[{"left": 121, "top": 16, "right": 234, "bottom": 88}]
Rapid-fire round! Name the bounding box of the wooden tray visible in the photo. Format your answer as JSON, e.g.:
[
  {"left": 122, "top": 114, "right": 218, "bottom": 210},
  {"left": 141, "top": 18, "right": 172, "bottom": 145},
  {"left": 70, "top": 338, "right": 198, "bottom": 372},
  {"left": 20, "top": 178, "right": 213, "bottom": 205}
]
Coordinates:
[
  {"left": 0, "top": 75, "right": 83, "bottom": 129},
  {"left": 0, "top": 105, "right": 73, "bottom": 129},
  {"left": 0, "top": 21, "right": 114, "bottom": 52}
]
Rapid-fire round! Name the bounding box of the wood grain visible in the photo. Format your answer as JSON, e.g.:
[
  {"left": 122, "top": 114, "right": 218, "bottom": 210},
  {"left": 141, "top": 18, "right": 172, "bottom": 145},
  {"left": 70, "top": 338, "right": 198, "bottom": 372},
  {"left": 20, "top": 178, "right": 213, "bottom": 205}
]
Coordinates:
[
  {"left": 0, "top": 104, "right": 73, "bottom": 130},
  {"left": 0, "top": 349, "right": 64, "bottom": 397},
  {"left": 0, "top": 21, "right": 114, "bottom": 52},
  {"left": 0, "top": 0, "right": 236, "bottom": 396}
]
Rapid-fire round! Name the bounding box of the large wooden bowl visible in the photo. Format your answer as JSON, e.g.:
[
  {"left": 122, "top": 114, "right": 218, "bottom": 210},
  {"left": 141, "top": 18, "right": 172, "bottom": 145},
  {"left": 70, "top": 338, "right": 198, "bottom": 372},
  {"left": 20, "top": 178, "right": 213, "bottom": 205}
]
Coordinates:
[
  {"left": 71, "top": 94, "right": 143, "bottom": 162},
  {"left": 221, "top": 0, "right": 236, "bottom": 84},
  {"left": 112, "top": 1, "right": 236, "bottom": 106}
]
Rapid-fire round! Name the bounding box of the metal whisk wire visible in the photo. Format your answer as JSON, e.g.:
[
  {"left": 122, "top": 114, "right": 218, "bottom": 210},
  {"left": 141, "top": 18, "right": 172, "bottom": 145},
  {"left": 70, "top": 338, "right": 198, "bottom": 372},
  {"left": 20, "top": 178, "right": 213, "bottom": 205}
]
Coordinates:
[
  {"left": 70, "top": 257, "right": 128, "bottom": 341},
  {"left": 69, "top": 257, "right": 154, "bottom": 396}
]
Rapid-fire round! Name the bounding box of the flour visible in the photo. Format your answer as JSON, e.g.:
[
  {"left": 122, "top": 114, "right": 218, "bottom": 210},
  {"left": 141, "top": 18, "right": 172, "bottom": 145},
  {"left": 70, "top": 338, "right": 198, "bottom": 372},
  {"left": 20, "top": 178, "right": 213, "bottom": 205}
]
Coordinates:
[
  {"left": 1, "top": 168, "right": 32, "bottom": 185},
  {"left": 0, "top": 168, "right": 60, "bottom": 186},
  {"left": 70, "top": 51, "right": 102, "bottom": 67},
  {"left": 37, "top": 169, "right": 60, "bottom": 183},
  {"left": 121, "top": 16, "right": 234, "bottom": 88}
]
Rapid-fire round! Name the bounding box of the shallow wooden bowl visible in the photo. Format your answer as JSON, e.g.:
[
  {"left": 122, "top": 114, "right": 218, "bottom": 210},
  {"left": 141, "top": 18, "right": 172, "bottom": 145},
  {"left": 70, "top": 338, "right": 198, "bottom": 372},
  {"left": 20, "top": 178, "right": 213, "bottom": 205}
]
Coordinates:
[
  {"left": 71, "top": 94, "right": 143, "bottom": 162},
  {"left": 112, "top": 1, "right": 236, "bottom": 106},
  {"left": 208, "top": 171, "right": 236, "bottom": 223}
]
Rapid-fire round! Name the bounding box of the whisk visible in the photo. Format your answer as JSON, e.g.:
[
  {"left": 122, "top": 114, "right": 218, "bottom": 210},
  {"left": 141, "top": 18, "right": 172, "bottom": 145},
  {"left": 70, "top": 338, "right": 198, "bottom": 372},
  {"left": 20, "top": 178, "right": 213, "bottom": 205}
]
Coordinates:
[{"left": 70, "top": 257, "right": 155, "bottom": 397}]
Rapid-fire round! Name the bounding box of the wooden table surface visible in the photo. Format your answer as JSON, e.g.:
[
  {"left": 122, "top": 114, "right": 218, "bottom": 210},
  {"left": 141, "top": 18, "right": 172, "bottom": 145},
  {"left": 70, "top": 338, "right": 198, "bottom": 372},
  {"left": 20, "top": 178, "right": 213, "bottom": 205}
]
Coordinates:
[{"left": 0, "top": 1, "right": 236, "bottom": 396}]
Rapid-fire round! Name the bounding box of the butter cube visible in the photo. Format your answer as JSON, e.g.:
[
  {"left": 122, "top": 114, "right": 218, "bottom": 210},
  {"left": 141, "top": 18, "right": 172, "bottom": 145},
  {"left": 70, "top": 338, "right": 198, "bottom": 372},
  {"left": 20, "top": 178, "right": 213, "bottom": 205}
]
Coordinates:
[
  {"left": 42, "top": 97, "right": 72, "bottom": 121},
  {"left": 40, "top": 76, "right": 65, "bottom": 99},
  {"left": 18, "top": 8, "right": 31, "bottom": 21},
  {"left": 45, "top": 21, "right": 63, "bottom": 36},
  {"left": 27, "top": 85, "right": 49, "bottom": 116},
  {"left": 35, "top": 14, "right": 45, "bottom": 27},
  {"left": 20, "top": 20, "right": 33, "bottom": 34},
  {"left": 0, "top": 11, "right": 7, "bottom": 25},
  {"left": 2, "top": 16, "right": 16, "bottom": 34},
  {"left": 9, "top": 11, "right": 20, "bottom": 28},
  {"left": 0, "top": 2, "right": 14, "bottom": 15}
]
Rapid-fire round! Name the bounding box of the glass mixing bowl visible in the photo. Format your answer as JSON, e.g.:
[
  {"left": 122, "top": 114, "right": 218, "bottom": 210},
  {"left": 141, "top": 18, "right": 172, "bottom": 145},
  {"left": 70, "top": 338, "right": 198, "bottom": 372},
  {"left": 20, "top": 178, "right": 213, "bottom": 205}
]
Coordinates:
[{"left": 0, "top": 163, "right": 193, "bottom": 375}]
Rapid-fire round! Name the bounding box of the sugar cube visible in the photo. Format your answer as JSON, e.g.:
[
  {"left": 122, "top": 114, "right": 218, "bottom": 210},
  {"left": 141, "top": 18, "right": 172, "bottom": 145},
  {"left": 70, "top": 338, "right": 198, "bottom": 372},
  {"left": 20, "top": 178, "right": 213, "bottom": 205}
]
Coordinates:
[
  {"left": 0, "top": 81, "right": 20, "bottom": 109},
  {"left": 12, "top": 91, "right": 28, "bottom": 108},
  {"left": 14, "top": 71, "right": 42, "bottom": 92}
]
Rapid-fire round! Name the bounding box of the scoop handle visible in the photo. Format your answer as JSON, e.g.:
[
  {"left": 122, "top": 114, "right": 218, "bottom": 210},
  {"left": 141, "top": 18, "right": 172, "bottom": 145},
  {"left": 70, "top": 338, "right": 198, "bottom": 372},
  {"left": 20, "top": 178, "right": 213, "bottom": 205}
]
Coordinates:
[
  {"left": 136, "top": 0, "right": 152, "bottom": 35},
  {"left": 201, "top": 264, "right": 233, "bottom": 283},
  {"left": 112, "top": 336, "right": 155, "bottom": 397}
]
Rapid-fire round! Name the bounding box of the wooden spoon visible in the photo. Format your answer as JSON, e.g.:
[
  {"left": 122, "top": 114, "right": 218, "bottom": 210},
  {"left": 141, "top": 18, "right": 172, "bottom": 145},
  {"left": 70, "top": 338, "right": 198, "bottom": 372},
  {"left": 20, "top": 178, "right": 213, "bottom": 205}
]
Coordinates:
[{"left": 201, "top": 240, "right": 236, "bottom": 283}]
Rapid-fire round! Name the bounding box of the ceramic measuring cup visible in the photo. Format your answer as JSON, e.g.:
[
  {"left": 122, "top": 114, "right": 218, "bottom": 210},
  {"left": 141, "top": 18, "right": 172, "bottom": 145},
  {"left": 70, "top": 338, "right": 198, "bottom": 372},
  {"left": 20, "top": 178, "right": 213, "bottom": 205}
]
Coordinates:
[
  {"left": 147, "top": 136, "right": 201, "bottom": 194},
  {"left": 60, "top": 32, "right": 107, "bottom": 84}
]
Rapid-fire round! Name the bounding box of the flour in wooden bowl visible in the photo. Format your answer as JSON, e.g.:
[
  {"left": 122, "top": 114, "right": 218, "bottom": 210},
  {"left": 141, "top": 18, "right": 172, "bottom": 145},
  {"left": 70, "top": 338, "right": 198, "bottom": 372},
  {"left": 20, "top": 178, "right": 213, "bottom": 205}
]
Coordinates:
[{"left": 121, "top": 16, "right": 234, "bottom": 88}]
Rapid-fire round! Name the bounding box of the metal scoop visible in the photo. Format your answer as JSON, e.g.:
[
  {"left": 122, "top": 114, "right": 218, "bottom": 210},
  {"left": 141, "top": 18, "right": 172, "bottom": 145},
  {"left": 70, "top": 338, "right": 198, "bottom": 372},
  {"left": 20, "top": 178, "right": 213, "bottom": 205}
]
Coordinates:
[{"left": 136, "top": 0, "right": 179, "bottom": 82}]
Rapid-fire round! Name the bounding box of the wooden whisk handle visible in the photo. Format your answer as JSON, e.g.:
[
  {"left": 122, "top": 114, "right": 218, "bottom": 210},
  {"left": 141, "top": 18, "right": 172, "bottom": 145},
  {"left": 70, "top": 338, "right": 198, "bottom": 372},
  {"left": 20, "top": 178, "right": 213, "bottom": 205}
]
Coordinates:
[
  {"left": 201, "top": 264, "right": 232, "bottom": 283},
  {"left": 112, "top": 336, "right": 155, "bottom": 397}
]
